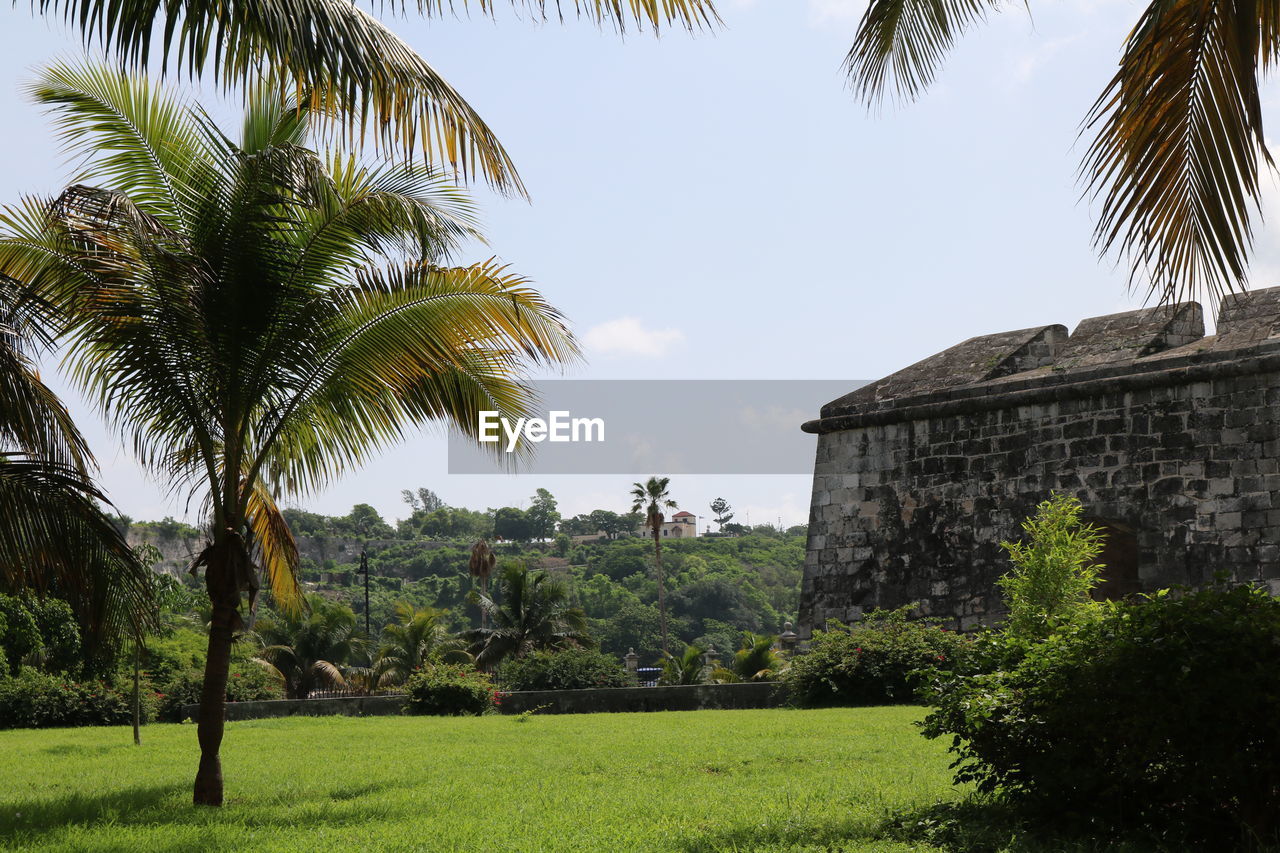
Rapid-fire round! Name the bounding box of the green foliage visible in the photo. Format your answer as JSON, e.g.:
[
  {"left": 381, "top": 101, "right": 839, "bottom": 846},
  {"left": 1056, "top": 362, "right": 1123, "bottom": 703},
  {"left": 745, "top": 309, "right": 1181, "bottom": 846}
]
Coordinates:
[
  {"left": 253, "top": 595, "right": 367, "bottom": 699},
  {"left": 497, "top": 648, "right": 628, "bottom": 691},
  {"left": 155, "top": 663, "right": 283, "bottom": 723},
  {"left": 785, "top": 608, "right": 970, "bottom": 707},
  {"left": 526, "top": 488, "right": 560, "bottom": 542},
  {"left": 405, "top": 663, "right": 495, "bottom": 716},
  {"left": 26, "top": 598, "right": 82, "bottom": 675},
  {"left": 466, "top": 563, "right": 591, "bottom": 670},
  {"left": 0, "top": 596, "right": 42, "bottom": 676},
  {"left": 998, "top": 494, "right": 1104, "bottom": 639},
  {"left": 921, "top": 584, "right": 1280, "bottom": 840},
  {"left": 0, "top": 670, "right": 155, "bottom": 728},
  {"left": 660, "top": 644, "right": 707, "bottom": 686},
  {"left": 493, "top": 507, "right": 533, "bottom": 543},
  {"left": 732, "top": 632, "right": 780, "bottom": 682},
  {"left": 374, "top": 603, "right": 467, "bottom": 688}
]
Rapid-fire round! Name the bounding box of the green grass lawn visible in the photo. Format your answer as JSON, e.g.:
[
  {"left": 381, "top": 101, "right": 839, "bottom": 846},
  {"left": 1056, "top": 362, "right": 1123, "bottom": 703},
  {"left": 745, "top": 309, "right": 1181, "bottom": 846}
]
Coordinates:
[{"left": 0, "top": 707, "right": 960, "bottom": 852}]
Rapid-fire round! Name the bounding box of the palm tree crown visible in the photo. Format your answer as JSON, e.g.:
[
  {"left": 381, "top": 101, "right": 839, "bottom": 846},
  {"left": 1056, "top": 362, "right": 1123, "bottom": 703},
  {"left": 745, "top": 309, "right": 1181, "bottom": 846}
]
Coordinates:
[
  {"left": 0, "top": 62, "right": 578, "bottom": 805},
  {"left": 843, "top": 0, "right": 1270, "bottom": 305},
  {"left": 254, "top": 595, "right": 368, "bottom": 699},
  {"left": 374, "top": 602, "right": 468, "bottom": 687}
]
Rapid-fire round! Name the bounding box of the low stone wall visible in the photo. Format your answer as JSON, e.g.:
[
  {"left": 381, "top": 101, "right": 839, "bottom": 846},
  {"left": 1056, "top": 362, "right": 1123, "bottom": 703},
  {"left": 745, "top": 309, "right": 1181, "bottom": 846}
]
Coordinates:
[
  {"left": 497, "top": 682, "right": 785, "bottom": 715},
  {"left": 180, "top": 695, "right": 407, "bottom": 722},
  {"left": 181, "top": 683, "right": 787, "bottom": 722}
]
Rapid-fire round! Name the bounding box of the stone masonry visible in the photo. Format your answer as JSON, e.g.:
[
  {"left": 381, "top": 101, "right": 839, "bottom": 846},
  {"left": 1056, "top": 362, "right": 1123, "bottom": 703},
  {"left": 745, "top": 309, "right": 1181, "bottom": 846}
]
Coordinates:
[{"left": 797, "top": 287, "right": 1280, "bottom": 637}]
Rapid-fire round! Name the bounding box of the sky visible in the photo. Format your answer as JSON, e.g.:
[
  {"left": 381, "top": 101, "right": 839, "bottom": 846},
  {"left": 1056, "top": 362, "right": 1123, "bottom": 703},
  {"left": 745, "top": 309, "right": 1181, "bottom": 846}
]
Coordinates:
[{"left": 3, "top": 0, "right": 1279, "bottom": 530}]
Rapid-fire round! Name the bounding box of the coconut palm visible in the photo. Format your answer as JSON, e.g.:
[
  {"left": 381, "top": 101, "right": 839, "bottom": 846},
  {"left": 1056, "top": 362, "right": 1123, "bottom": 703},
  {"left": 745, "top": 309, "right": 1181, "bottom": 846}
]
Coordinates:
[
  {"left": 466, "top": 562, "right": 591, "bottom": 670},
  {"left": 373, "top": 602, "right": 468, "bottom": 687},
  {"left": 254, "top": 595, "right": 367, "bottom": 699},
  {"left": 21, "top": 0, "right": 719, "bottom": 194},
  {"left": 660, "top": 643, "right": 706, "bottom": 685},
  {"left": 843, "top": 0, "right": 1270, "bottom": 305},
  {"left": 0, "top": 273, "right": 153, "bottom": 671},
  {"left": 732, "top": 632, "right": 780, "bottom": 682},
  {"left": 630, "top": 476, "right": 676, "bottom": 654},
  {"left": 0, "top": 63, "right": 578, "bottom": 805},
  {"left": 469, "top": 538, "right": 496, "bottom": 629}
]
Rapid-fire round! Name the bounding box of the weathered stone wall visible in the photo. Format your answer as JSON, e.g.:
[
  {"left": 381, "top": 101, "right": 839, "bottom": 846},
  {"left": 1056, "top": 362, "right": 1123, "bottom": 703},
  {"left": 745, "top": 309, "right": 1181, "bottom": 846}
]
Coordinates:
[{"left": 799, "top": 289, "right": 1280, "bottom": 636}]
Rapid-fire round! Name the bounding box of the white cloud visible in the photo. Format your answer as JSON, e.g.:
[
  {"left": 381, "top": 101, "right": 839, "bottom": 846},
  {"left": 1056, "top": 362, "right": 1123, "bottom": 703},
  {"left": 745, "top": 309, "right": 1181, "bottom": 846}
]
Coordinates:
[{"left": 582, "top": 316, "right": 685, "bottom": 358}]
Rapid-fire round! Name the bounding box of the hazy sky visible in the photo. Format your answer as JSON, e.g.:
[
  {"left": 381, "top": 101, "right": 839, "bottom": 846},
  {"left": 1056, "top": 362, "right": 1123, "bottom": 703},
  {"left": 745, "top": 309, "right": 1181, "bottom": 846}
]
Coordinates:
[{"left": 3, "top": 0, "right": 1279, "bottom": 529}]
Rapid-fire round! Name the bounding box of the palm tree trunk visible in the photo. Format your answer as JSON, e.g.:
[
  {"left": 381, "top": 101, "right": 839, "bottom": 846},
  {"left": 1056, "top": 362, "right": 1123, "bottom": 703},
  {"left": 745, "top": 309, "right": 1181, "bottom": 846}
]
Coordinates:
[
  {"left": 654, "top": 528, "right": 668, "bottom": 654},
  {"left": 193, "top": 580, "right": 237, "bottom": 806},
  {"left": 132, "top": 645, "right": 142, "bottom": 746}
]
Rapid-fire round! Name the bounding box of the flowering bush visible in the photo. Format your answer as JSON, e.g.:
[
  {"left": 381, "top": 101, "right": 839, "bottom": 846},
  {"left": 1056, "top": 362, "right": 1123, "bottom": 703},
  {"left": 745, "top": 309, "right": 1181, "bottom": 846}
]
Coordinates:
[
  {"left": 0, "top": 669, "right": 157, "bottom": 728},
  {"left": 405, "top": 663, "right": 495, "bottom": 716},
  {"left": 497, "top": 648, "right": 629, "bottom": 692},
  {"left": 784, "top": 607, "right": 971, "bottom": 707}
]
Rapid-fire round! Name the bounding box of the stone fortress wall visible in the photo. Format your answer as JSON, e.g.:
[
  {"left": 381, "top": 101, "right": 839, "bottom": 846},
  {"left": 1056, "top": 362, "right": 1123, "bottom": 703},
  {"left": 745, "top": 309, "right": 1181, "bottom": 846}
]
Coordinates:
[{"left": 797, "top": 287, "right": 1280, "bottom": 636}]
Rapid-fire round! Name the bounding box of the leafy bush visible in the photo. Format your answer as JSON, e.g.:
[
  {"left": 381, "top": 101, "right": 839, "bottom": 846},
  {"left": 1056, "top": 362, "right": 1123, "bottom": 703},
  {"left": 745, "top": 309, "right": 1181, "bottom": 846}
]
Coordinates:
[
  {"left": 0, "top": 670, "right": 156, "bottom": 728},
  {"left": 156, "top": 663, "right": 283, "bottom": 722},
  {"left": 921, "top": 584, "right": 1280, "bottom": 839},
  {"left": 405, "top": 664, "right": 496, "bottom": 715},
  {"left": 785, "top": 607, "right": 970, "bottom": 707},
  {"left": 732, "top": 632, "right": 781, "bottom": 682},
  {"left": 998, "top": 494, "right": 1103, "bottom": 639},
  {"left": 498, "top": 648, "right": 629, "bottom": 691},
  {"left": 0, "top": 595, "right": 42, "bottom": 676}
]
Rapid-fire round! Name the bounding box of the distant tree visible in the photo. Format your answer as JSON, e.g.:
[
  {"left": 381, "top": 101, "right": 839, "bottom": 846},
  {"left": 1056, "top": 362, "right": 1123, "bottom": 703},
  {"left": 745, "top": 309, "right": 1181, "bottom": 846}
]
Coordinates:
[
  {"left": 494, "top": 507, "right": 533, "bottom": 543},
  {"left": 281, "top": 509, "right": 330, "bottom": 538},
  {"left": 414, "top": 507, "right": 492, "bottom": 541},
  {"left": 722, "top": 522, "right": 750, "bottom": 537},
  {"left": 660, "top": 643, "right": 707, "bottom": 686},
  {"left": 333, "top": 505, "right": 395, "bottom": 539},
  {"left": 785, "top": 524, "right": 808, "bottom": 538},
  {"left": 589, "top": 509, "right": 624, "bottom": 538},
  {"left": 526, "top": 488, "right": 561, "bottom": 542},
  {"left": 709, "top": 497, "right": 734, "bottom": 531},
  {"left": 732, "top": 632, "right": 780, "bottom": 682},
  {"left": 631, "top": 476, "right": 678, "bottom": 654},
  {"left": 559, "top": 514, "right": 596, "bottom": 537},
  {"left": 373, "top": 603, "right": 467, "bottom": 687},
  {"left": 465, "top": 563, "right": 591, "bottom": 670},
  {"left": 554, "top": 534, "right": 571, "bottom": 558},
  {"left": 253, "top": 596, "right": 368, "bottom": 699},
  {"left": 401, "top": 488, "right": 445, "bottom": 514}
]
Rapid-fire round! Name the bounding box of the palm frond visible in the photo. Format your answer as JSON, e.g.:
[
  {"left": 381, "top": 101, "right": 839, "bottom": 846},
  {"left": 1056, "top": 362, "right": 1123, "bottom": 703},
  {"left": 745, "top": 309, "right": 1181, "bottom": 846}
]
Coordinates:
[
  {"left": 1082, "top": 0, "right": 1268, "bottom": 304},
  {"left": 245, "top": 480, "right": 304, "bottom": 614},
  {"left": 844, "top": 0, "right": 1006, "bottom": 105}
]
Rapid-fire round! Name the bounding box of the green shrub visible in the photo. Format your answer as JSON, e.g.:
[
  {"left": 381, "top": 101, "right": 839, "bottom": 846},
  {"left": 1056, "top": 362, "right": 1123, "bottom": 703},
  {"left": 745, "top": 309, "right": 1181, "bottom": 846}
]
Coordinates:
[
  {"left": 406, "top": 664, "right": 496, "bottom": 715},
  {"left": 156, "top": 663, "right": 283, "bottom": 722},
  {"left": 0, "top": 595, "right": 42, "bottom": 676},
  {"left": 0, "top": 670, "right": 156, "bottom": 728},
  {"left": 921, "top": 584, "right": 1280, "bottom": 839},
  {"left": 498, "top": 648, "right": 628, "bottom": 691},
  {"left": 997, "top": 494, "right": 1103, "bottom": 639},
  {"left": 785, "top": 607, "right": 970, "bottom": 707}
]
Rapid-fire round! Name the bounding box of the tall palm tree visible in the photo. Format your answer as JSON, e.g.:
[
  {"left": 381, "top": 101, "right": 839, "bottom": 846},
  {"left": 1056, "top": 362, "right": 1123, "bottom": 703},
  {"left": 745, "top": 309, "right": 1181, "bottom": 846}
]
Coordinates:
[
  {"left": 469, "top": 539, "right": 496, "bottom": 630},
  {"left": 0, "top": 273, "right": 154, "bottom": 671},
  {"left": 374, "top": 602, "right": 468, "bottom": 687},
  {"left": 254, "top": 595, "right": 367, "bottom": 699},
  {"left": 843, "top": 0, "right": 1268, "bottom": 305},
  {"left": 21, "top": 0, "right": 720, "bottom": 194},
  {"left": 465, "top": 562, "right": 591, "bottom": 670},
  {"left": 0, "top": 63, "right": 578, "bottom": 805},
  {"left": 631, "top": 476, "right": 676, "bottom": 654}
]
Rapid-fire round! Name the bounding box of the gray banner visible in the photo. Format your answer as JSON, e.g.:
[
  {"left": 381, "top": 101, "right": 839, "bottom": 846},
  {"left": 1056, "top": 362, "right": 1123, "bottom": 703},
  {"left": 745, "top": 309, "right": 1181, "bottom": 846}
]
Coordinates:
[{"left": 447, "top": 380, "right": 867, "bottom": 474}]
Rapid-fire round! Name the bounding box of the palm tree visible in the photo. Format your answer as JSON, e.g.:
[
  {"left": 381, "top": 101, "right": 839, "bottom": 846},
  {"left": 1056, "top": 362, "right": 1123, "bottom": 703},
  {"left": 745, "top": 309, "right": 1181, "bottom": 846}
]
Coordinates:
[
  {"left": 374, "top": 602, "right": 468, "bottom": 687},
  {"left": 732, "top": 632, "right": 780, "bottom": 682},
  {"left": 466, "top": 562, "right": 591, "bottom": 670},
  {"left": 660, "top": 643, "right": 706, "bottom": 685},
  {"left": 0, "top": 63, "right": 578, "bottom": 805},
  {"left": 0, "top": 272, "right": 154, "bottom": 672},
  {"left": 254, "top": 595, "right": 367, "bottom": 699},
  {"left": 469, "top": 539, "right": 496, "bottom": 630},
  {"left": 20, "top": 0, "right": 720, "bottom": 194},
  {"left": 843, "top": 0, "right": 1268, "bottom": 305},
  {"left": 631, "top": 476, "right": 676, "bottom": 654}
]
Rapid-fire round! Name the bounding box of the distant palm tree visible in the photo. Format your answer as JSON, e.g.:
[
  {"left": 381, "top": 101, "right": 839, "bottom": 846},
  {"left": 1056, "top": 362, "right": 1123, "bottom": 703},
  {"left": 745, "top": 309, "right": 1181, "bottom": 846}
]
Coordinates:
[
  {"left": 631, "top": 476, "right": 677, "bottom": 654},
  {"left": 0, "top": 277, "right": 153, "bottom": 669},
  {"left": 843, "top": 0, "right": 1272, "bottom": 304},
  {"left": 466, "top": 562, "right": 590, "bottom": 670},
  {"left": 732, "top": 632, "right": 780, "bottom": 682},
  {"left": 374, "top": 602, "right": 468, "bottom": 687},
  {"left": 254, "top": 595, "right": 367, "bottom": 699},
  {"left": 0, "top": 63, "right": 577, "bottom": 806},
  {"left": 469, "top": 539, "right": 497, "bottom": 630},
  {"left": 19, "top": 0, "right": 720, "bottom": 194},
  {"left": 660, "top": 643, "right": 706, "bottom": 686}
]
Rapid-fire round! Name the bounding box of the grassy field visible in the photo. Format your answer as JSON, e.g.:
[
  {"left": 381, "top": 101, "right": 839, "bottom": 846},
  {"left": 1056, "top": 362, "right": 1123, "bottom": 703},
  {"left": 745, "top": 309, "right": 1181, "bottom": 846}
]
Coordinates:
[{"left": 0, "top": 707, "right": 960, "bottom": 852}]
